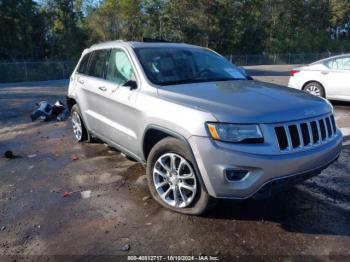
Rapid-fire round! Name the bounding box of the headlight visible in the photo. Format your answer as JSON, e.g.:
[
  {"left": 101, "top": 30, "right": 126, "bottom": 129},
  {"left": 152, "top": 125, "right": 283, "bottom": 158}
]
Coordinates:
[{"left": 207, "top": 123, "right": 263, "bottom": 143}]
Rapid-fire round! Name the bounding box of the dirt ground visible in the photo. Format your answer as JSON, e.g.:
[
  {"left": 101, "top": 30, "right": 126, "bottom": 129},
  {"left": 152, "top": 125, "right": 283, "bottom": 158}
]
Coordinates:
[{"left": 1, "top": 66, "right": 350, "bottom": 260}]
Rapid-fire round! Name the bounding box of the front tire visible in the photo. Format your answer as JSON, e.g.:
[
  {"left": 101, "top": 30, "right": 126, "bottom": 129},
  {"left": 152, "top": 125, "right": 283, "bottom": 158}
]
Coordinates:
[
  {"left": 303, "top": 82, "right": 325, "bottom": 98},
  {"left": 71, "top": 104, "right": 91, "bottom": 142},
  {"left": 146, "top": 137, "right": 210, "bottom": 215}
]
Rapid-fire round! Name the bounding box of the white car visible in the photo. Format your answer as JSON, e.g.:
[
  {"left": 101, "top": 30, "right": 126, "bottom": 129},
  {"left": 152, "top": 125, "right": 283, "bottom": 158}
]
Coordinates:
[{"left": 288, "top": 54, "right": 350, "bottom": 102}]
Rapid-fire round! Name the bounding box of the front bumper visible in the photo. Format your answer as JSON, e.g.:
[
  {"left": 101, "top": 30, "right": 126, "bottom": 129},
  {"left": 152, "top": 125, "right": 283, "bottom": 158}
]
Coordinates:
[{"left": 189, "top": 130, "right": 342, "bottom": 198}]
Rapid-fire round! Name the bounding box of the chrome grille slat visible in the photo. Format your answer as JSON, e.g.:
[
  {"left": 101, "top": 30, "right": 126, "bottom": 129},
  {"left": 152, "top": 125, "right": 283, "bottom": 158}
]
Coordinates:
[
  {"left": 274, "top": 114, "right": 337, "bottom": 152},
  {"left": 325, "top": 116, "right": 332, "bottom": 137},
  {"left": 296, "top": 124, "right": 304, "bottom": 147},
  {"left": 307, "top": 122, "right": 314, "bottom": 144},
  {"left": 284, "top": 124, "right": 293, "bottom": 150},
  {"left": 330, "top": 115, "right": 337, "bottom": 134},
  {"left": 316, "top": 120, "right": 323, "bottom": 142},
  {"left": 323, "top": 118, "right": 329, "bottom": 139}
]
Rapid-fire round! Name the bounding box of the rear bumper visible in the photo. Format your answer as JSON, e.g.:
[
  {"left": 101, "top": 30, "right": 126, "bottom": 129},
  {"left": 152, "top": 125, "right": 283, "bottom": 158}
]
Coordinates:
[
  {"left": 189, "top": 130, "right": 342, "bottom": 198},
  {"left": 287, "top": 77, "right": 301, "bottom": 90}
]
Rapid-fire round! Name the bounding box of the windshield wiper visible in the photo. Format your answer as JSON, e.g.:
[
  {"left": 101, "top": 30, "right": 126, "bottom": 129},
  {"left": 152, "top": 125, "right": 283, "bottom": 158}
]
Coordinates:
[
  {"left": 160, "top": 77, "right": 241, "bottom": 86},
  {"left": 206, "top": 77, "right": 242, "bottom": 82}
]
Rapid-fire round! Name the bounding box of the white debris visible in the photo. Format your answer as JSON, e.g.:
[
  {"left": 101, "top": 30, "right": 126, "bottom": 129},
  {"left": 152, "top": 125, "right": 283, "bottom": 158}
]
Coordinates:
[
  {"left": 80, "top": 190, "right": 92, "bottom": 199},
  {"left": 142, "top": 196, "right": 150, "bottom": 201}
]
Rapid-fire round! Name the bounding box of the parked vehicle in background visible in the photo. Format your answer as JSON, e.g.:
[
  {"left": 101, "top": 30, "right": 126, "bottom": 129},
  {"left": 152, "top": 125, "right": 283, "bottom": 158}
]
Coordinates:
[
  {"left": 67, "top": 41, "right": 342, "bottom": 215},
  {"left": 288, "top": 54, "right": 350, "bottom": 102}
]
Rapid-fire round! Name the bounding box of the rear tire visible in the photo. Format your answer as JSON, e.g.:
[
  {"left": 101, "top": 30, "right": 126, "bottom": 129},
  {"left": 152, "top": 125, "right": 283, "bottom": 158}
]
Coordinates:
[
  {"left": 71, "top": 104, "right": 91, "bottom": 142},
  {"left": 146, "top": 137, "right": 211, "bottom": 215},
  {"left": 303, "top": 82, "right": 325, "bottom": 98}
]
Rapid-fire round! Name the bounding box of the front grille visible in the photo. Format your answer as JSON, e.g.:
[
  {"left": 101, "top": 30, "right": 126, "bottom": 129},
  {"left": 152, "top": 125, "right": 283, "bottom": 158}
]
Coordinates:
[{"left": 274, "top": 114, "right": 337, "bottom": 151}]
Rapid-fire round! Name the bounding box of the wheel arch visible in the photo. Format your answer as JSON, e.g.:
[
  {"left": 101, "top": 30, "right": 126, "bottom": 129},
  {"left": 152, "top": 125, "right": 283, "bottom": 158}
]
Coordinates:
[
  {"left": 66, "top": 96, "right": 77, "bottom": 112},
  {"left": 302, "top": 80, "right": 326, "bottom": 97},
  {"left": 142, "top": 125, "right": 208, "bottom": 193}
]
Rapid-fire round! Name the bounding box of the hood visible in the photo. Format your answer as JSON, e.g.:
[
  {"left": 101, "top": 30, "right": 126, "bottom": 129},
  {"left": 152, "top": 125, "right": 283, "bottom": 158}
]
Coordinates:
[{"left": 157, "top": 80, "right": 332, "bottom": 123}]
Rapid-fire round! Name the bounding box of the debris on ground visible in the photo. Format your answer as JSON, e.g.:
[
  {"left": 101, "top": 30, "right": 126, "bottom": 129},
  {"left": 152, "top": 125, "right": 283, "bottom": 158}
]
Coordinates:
[
  {"left": 120, "top": 243, "right": 130, "bottom": 251},
  {"left": 30, "top": 100, "right": 68, "bottom": 122},
  {"left": 142, "top": 196, "right": 150, "bottom": 201},
  {"left": 62, "top": 190, "right": 82, "bottom": 198},
  {"left": 62, "top": 192, "right": 71, "bottom": 198},
  {"left": 4, "top": 151, "right": 13, "bottom": 159},
  {"left": 145, "top": 222, "right": 152, "bottom": 226},
  {"left": 27, "top": 154, "right": 37, "bottom": 158},
  {"left": 71, "top": 154, "right": 79, "bottom": 161},
  {"left": 80, "top": 190, "right": 91, "bottom": 199},
  {"left": 50, "top": 188, "right": 61, "bottom": 193},
  {"left": 1, "top": 226, "right": 6, "bottom": 231}
]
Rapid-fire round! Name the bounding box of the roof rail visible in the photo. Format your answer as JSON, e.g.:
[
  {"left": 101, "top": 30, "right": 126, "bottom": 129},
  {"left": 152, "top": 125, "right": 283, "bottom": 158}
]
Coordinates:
[{"left": 90, "top": 40, "right": 124, "bottom": 48}]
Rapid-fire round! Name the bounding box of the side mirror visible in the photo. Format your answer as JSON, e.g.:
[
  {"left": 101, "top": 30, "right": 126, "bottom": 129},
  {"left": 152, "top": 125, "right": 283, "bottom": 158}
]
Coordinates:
[
  {"left": 123, "top": 80, "right": 137, "bottom": 90},
  {"left": 237, "top": 66, "right": 253, "bottom": 80},
  {"left": 237, "top": 66, "right": 247, "bottom": 76}
]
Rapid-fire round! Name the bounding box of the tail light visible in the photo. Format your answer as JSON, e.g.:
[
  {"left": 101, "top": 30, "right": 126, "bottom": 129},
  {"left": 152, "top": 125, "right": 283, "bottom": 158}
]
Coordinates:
[{"left": 290, "top": 69, "right": 300, "bottom": 76}]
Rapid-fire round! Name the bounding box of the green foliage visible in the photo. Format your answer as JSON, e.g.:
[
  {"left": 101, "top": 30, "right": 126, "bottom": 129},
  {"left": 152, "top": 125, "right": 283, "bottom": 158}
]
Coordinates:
[
  {"left": 0, "top": 0, "right": 349, "bottom": 61},
  {"left": 0, "top": 0, "right": 46, "bottom": 60}
]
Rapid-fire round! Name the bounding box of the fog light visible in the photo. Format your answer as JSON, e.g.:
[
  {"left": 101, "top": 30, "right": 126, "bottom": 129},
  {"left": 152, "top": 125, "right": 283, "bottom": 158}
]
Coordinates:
[{"left": 225, "top": 169, "right": 249, "bottom": 181}]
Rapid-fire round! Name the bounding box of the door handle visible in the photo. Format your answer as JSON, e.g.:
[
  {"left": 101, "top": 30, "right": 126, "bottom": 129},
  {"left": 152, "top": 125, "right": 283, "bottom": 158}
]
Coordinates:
[
  {"left": 321, "top": 71, "right": 329, "bottom": 75},
  {"left": 98, "top": 86, "right": 107, "bottom": 92},
  {"left": 78, "top": 78, "right": 84, "bottom": 84}
]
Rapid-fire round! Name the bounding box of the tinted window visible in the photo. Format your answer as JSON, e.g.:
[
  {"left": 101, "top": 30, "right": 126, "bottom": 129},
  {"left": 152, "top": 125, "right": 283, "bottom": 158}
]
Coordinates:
[
  {"left": 134, "top": 47, "right": 246, "bottom": 85},
  {"left": 77, "top": 53, "right": 91, "bottom": 74},
  {"left": 88, "top": 49, "right": 110, "bottom": 78},
  {"left": 106, "top": 49, "right": 135, "bottom": 85},
  {"left": 327, "top": 56, "right": 350, "bottom": 70}
]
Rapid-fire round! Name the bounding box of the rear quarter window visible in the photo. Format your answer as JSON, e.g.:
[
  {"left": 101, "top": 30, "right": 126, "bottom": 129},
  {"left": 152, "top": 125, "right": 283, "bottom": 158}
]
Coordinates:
[{"left": 325, "top": 56, "right": 350, "bottom": 70}]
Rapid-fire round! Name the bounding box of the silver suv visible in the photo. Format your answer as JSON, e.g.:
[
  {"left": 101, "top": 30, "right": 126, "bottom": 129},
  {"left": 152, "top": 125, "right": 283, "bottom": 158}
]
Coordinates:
[{"left": 67, "top": 41, "right": 342, "bottom": 215}]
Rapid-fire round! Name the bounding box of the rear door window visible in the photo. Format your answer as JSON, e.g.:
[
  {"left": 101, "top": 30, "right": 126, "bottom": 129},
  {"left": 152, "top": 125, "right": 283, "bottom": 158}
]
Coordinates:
[
  {"left": 327, "top": 56, "right": 350, "bottom": 70},
  {"left": 77, "top": 53, "right": 91, "bottom": 74},
  {"left": 337, "top": 57, "right": 350, "bottom": 70},
  {"left": 87, "top": 49, "right": 110, "bottom": 78},
  {"left": 106, "top": 49, "right": 135, "bottom": 85}
]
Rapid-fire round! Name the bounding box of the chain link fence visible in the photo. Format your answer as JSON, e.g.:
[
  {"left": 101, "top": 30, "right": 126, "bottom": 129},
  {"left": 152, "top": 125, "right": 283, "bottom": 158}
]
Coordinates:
[
  {"left": 0, "top": 53, "right": 347, "bottom": 83},
  {"left": 228, "top": 52, "right": 344, "bottom": 66},
  {"left": 0, "top": 61, "right": 77, "bottom": 83}
]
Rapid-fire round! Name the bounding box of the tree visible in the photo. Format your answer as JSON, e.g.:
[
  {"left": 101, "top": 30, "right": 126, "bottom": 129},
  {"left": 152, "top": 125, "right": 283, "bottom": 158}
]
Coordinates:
[
  {"left": 0, "top": 0, "right": 45, "bottom": 60},
  {"left": 41, "top": 0, "right": 88, "bottom": 59},
  {"left": 1, "top": 0, "right": 350, "bottom": 61}
]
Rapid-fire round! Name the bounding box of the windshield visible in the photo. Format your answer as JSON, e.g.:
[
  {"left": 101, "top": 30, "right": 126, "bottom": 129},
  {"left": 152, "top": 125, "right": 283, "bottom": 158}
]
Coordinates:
[{"left": 134, "top": 47, "right": 247, "bottom": 86}]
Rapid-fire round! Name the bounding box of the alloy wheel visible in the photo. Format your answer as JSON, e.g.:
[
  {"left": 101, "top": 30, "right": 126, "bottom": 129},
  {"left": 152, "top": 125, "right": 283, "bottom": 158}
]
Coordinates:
[
  {"left": 72, "top": 111, "right": 83, "bottom": 141},
  {"left": 305, "top": 85, "right": 321, "bottom": 96},
  {"left": 153, "top": 153, "right": 197, "bottom": 208}
]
